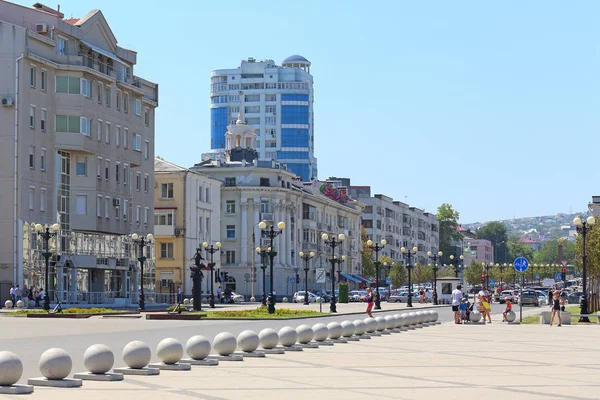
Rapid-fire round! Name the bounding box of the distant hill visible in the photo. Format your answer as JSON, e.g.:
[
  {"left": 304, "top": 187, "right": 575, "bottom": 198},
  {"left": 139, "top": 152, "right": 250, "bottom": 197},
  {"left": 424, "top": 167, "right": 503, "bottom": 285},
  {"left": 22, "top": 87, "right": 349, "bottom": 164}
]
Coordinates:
[{"left": 463, "top": 212, "right": 591, "bottom": 242}]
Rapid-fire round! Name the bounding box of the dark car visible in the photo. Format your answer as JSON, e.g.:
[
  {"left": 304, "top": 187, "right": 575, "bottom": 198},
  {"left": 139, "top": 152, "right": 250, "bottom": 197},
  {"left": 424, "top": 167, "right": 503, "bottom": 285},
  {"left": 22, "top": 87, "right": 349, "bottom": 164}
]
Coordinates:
[
  {"left": 519, "top": 290, "right": 540, "bottom": 307},
  {"left": 567, "top": 291, "right": 583, "bottom": 305}
]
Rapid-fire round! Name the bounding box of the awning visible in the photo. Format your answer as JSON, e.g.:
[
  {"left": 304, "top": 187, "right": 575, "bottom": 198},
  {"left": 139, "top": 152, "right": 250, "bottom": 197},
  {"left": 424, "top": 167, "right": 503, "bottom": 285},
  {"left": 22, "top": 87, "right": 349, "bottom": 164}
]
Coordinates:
[
  {"left": 340, "top": 273, "right": 360, "bottom": 283},
  {"left": 352, "top": 274, "right": 373, "bottom": 284},
  {"left": 81, "top": 40, "right": 127, "bottom": 66}
]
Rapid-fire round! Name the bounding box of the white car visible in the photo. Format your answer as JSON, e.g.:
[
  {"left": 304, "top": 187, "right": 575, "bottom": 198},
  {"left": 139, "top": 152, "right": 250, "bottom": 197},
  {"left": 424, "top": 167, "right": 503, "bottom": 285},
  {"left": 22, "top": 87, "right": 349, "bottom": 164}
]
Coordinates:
[
  {"left": 292, "top": 291, "right": 320, "bottom": 303},
  {"left": 230, "top": 292, "right": 244, "bottom": 303}
]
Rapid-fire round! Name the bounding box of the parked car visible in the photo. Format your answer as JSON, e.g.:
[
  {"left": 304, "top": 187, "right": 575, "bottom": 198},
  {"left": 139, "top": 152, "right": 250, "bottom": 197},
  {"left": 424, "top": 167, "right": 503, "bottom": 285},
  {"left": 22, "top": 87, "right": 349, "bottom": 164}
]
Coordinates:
[
  {"left": 230, "top": 292, "right": 244, "bottom": 303},
  {"left": 519, "top": 290, "right": 540, "bottom": 307},
  {"left": 349, "top": 290, "right": 368, "bottom": 302},
  {"left": 292, "top": 291, "right": 320, "bottom": 303},
  {"left": 497, "top": 290, "right": 515, "bottom": 304},
  {"left": 388, "top": 291, "right": 417, "bottom": 303},
  {"left": 567, "top": 291, "right": 583, "bottom": 305},
  {"left": 535, "top": 290, "right": 550, "bottom": 306}
]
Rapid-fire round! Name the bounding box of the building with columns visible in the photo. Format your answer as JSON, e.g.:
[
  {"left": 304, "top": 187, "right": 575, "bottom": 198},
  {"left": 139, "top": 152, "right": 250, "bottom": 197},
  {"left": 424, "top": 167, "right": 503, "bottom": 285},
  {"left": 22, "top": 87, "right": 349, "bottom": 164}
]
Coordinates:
[{"left": 191, "top": 114, "right": 363, "bottom": 298}]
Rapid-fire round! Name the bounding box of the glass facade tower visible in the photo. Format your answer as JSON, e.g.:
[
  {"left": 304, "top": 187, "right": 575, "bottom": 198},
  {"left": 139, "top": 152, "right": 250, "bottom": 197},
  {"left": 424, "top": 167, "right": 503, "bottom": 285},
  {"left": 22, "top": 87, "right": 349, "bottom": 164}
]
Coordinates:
[{"left": 209, "top": 56, "right": 317, "bottom": 181}]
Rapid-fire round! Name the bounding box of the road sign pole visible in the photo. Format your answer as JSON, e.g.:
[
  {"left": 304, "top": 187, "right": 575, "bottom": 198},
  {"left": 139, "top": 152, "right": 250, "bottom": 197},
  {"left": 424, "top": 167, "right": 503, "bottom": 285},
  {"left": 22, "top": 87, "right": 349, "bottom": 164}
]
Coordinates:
[{"left": 520, "top": 273, "right": 524, "bottom": 323}]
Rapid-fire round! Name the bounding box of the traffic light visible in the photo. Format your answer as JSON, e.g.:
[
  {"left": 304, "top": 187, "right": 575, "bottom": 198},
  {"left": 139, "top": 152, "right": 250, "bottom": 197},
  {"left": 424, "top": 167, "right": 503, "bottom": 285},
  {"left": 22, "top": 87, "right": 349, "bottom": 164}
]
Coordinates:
[
  {"left": 561, "top": 269, "right": 566, "bottom": 281},
  {"left": 215, "top": 268, "right": 221, "bottom": 282},
  {"left": 481, "top": 274, "right": 485, "bottom": 283}
]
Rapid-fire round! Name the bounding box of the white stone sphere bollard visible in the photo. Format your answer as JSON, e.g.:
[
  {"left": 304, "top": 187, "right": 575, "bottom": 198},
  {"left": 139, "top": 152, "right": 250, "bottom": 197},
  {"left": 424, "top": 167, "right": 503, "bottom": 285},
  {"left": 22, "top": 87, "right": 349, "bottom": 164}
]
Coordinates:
[
  {"left": 237, "top": 330, "right": 260, "bottom": 352},
  {"left": 505, "top": 310, "right": 516, "bottom": 323},
  {"left": 201, "top": 297, "right": 208, "bottom": 304},
  {"left": 259, "top": 328, "right": 279, "bottom": 349},
  {"left": 186, "top": 336, "right": 211, "bottom": 360},
  {"left": 0, "top": 351, "right": 23, "bottom": 386},
  {"left": 340, "top": 321, "right": 355, "bottom": 337},
  {"left": 295, "top": 325, "right": 314, "bottom": 344},
  {"left": 157, "top": 338, "right": 183, "bottom": 365},
  {"left": 278, "top": 327, "right": 297, "bottom": 347},
  {"left": 28, "top": 299, "right": 36, "bottom": 309},
  {"left": 363, "top": 317, "right": 378, "bottom": 333},
  {"left": 311, "top": 324, "right": 329, "bottom": 342},
  {"left": 213, "top": 333, "right": 237, "bottom": 356},
  {"left": 384, "top": 315, "right": 396, "bottom": 330},
  {"left": 375, "top": 316, "right": 387, "bottom": 331},
  {"left": 471, "top": 310, "right": 482, "bottom": 322},
  {"left": 353, "top": 319, "right": 366, "bottom": 335},
  {"left": 408, "top": 312, "right": 418, "bottom": 325},
  {"left": 250, "top": 296, "right": 256, "bottom": 302},
  {"left": 16, "top": 300, "right": 24, "bottom": 309},
  {"left": 4, "top": 300, "right": 12, "bottom": 309},
  {"left": 183, "top": 298, "right": 190, "bottom": 305},
  {"left": 83, "top": 344, "right": 114, "bottom": 374},
  {"left": 122, "top": 341, "right": 151, "bottom": 369},
  {"left": 326, "top": 322, "right": 343, "bottom": 339},
  {"left": 282, "top": 297, "right": 289, "bottom": 303},
  {"left": 39, "top": 348, "right": 72, "bottom": 380},
  {"left": 431, "top": 310, "right": 439, "bottom": 322},
  {"left": 415, "top": 311, "right": 425, "bottom": 324},
  {"left": 393, "top": 314, "right": 402, "bottom": 328},
  {"left": 423, "top": 311, "right": 432, "bottom": 323}
]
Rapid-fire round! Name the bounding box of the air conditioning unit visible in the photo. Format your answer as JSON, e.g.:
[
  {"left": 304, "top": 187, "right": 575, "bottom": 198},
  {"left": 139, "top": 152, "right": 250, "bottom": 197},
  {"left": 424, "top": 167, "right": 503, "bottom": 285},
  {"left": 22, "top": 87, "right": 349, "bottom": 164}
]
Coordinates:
[
  {"left": 35, "top": 23, "right": 47, "bottom": 33},
  {"left": 1, "top": 97, "right": 13, "bottom": 107},
  {"left": 112, "top": 198, "right": 121, "bottom": 206},
  {"left": 175, "top": 229, "right": 185, "bottom": 237}
]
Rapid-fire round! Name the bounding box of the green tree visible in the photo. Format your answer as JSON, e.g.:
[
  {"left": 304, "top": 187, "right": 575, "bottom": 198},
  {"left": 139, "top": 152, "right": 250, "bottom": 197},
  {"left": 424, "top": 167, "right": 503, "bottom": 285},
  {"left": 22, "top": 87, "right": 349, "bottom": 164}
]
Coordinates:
[
  {"left": 437, "top": 203, "right": 461, "bottom": 263},
  {"left": 476, "top": 221, "right": 509, "bottom": 263},
  {"left": 375, "top": 255, "right": 393, "bottom": 285},
  {"left": 360, "top": 227, "right": 375, "bottom": 277},
  {"left": 534, "top": 239, "right": 577, "bottom": 265},
  {"left": 575, "top": 216, "right": 599, "bottom": 312},
  {"left": 507, "top": 237, "right": 535, "bottom": 264},
  {"left": 464, "top": 260, "right": 484, "bottom": 285},
  {"left": 412, "top": 264, "right": 433, "bottom": 285},
  {"left": 389, "top": 261, "right": 407, "bottom": 287}
]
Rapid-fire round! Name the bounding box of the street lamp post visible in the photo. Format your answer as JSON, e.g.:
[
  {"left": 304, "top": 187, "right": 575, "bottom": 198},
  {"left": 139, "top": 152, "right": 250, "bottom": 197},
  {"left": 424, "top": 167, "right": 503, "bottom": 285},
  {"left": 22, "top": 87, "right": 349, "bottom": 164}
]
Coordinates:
[
  {"left": 449, "top": 254, "right": 465, "bottom": 278},
  {"left": 202, "top": 241, "right": 221, "bottom": 308},
  {"left": 190, "top": 247, "right": 205, "bottom": 311},
  {"left": 35, "top": 223, "right": 60, "bottom": 312},
  {"left": 574, "top": 216, "right": 595, "bottom": 323},
  {"left": 333, "top": 255, "right": 347, "bottom": 283},
  {"left": 255, "top": 247, "right": 269, "bottom": 306},
  {"left": 365, "top": 239, "right": 386, "bottom": 310},
  {"left": 322, "top": 233, "right": 345, "bottom": 313},
  {"left": 259, "top": 220, "right": 286, "bottom": 314},
  {"left": 427, "top": 251, "right": 443, "bottom": 305},
  {"left": 401, "top": 246, "right": 419, "bottom": 307},
  {"left": 131, "top": 233, "right": 154, "bottom": 311},
  {"left": 299, "top": 251, "right": 315, "bottom": 305},
  {"left": 384, "top": 261, "right": 392, "bottom": 300}
]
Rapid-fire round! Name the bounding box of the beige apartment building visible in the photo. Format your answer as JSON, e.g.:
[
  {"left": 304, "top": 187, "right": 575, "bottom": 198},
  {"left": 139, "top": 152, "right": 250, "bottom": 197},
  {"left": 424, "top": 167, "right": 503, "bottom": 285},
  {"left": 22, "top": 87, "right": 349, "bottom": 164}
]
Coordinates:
[
  {"left": 0, "top": 2, "right": 157, "bottom": 305},
  {"left": 153, "top": 158, "right": 221, "bottom": 300}
]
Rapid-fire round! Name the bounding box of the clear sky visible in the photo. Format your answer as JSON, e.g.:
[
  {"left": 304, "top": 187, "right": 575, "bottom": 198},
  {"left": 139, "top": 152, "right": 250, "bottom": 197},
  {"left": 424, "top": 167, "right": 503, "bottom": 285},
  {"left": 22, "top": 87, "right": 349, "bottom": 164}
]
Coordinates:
[{"left": 15, "top": 0, "right": 599, "bottom": 223}]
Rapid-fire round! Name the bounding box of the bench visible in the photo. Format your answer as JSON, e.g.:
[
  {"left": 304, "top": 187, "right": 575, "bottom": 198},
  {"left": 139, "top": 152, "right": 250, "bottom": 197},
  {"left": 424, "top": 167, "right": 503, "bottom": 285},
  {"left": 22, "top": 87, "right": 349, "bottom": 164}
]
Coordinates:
[{"left": 540, "top": 311, "right": 571, "bottom": 325}]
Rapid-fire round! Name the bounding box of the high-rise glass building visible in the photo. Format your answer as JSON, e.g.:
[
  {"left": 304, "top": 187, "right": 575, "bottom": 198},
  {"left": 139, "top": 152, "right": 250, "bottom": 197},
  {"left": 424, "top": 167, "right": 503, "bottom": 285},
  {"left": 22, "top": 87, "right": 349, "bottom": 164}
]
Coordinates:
[{"left": 209, "top": 56, "right": 317, "bottom": 181}]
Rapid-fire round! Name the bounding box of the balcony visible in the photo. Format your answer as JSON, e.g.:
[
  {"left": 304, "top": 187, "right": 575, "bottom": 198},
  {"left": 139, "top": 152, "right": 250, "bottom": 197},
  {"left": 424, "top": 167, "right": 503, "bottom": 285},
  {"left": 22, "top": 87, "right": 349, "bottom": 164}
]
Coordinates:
[
  {"left": 155, "top": 225, "right": 175, "bottom": 237},
  {"left": 260, "top": 213, "right": 274, "bottom": 222},
  {"left": 302, "top": 219, "right": 317, "bottom": 229},
  {"left": 55, "top": 132, "right": 93, "bottom": 152}
]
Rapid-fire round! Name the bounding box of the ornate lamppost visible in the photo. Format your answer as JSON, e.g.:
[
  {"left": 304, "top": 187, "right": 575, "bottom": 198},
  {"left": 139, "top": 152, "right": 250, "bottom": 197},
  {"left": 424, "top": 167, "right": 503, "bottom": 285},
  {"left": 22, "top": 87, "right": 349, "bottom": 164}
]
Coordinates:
[
  {"left": 383, "top": 261, "right": 392, "bottom": 301},
  {"left": 322, "top": 233, "right": 345, "bottom": 313},
  {"left": 449, "top": 254, "right": 465, "bottom": 277},
  {"left": 131, "top": 233, "right": 154, "bottom": 311},
  {"left": 259, "top": 220, "right": 286, "bottom": 314},
  {"left": 574, "top": 216, "right": 595, "bottom": 322},
  {"left": 365, "top": 239, "right": 386, "bottom": 309},
  {"left": 255, "top": 247, "right": 269, "bottom": 306},
  {"left": 190, "top": 247, "right": 205, "bottom": 311},
  {"left": 35, "top": 223, "right": 60, "bottom": 312},
  {"left": 202, "top": 241, "right": 221, "bottom": 308},
  {"left": 401, "top": 246, "right": 418, "bottom": 307},
  {"left": 427, "top": 251, "right": 443, "bottom": 305},
  {"left": 299, "top": 251, "right": 315, "bottom": 305}
]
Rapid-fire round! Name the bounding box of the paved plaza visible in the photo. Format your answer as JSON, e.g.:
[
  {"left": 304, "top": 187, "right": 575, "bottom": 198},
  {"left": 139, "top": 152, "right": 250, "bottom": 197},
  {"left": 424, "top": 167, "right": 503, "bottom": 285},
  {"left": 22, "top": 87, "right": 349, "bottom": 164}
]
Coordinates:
[{"left": 2, "top": 305, "right": 596, "bottom": 399}]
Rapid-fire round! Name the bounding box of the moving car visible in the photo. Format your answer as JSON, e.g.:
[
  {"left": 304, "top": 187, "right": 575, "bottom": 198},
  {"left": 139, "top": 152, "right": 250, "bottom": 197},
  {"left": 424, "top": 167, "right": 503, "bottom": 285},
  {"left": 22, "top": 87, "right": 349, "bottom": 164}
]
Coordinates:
[
  {"left": 518, "top": 290, "right": 539, "bottom": 307},
  {"left": 230, "top": 292, "right": 244, "bottom": 303},
  {"left": 350, "top": 290, "right": 368, "bottom": 302},
  {"left": 497, "top": 290, "right": 515, "bottom": 304},
  {"left": 292, "top": 291, "right": 320, "bottom": 303}
]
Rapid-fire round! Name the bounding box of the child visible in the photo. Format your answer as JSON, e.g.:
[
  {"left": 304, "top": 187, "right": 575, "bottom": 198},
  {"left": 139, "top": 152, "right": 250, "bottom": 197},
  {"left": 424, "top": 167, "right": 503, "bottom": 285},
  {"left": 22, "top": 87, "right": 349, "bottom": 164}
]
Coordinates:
[
  {"left": 502, "top": 297, "right": 512, "bottom": 322},
  {"left": 465, "top": 298, "right": 473, "bottom": 322},
  {"left": 459, "top": 298, "right": 467, "bottom": 322}
]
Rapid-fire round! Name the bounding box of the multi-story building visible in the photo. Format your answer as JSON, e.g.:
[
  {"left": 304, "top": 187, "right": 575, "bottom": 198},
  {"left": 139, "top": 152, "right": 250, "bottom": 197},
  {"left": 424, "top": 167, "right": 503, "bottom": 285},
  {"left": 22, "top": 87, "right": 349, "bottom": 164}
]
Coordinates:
[
  {"left": 346, "top": 185, "right": 439, "bottom": 265},
  {"left": 153, "top": 158, "right": 221, "bottom": 298},
  {"left": 463, "top": 238, "right": 494, "bottom": 265},
  {"left": 192, "top": 115, "right": 362, "bottom": 297},
  {"left": 0, "top": 2, "right": 157, "bottom": 305},
  {"left": 209, "top": 56, "right": 317, "bottom": 182}
]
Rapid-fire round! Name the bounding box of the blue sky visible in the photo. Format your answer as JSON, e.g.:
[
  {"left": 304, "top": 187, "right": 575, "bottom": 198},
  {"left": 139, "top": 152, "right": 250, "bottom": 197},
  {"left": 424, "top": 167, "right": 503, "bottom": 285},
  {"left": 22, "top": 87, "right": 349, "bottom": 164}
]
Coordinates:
[{"left": 16, "top": 1, "right": 599, "bottom": 223}]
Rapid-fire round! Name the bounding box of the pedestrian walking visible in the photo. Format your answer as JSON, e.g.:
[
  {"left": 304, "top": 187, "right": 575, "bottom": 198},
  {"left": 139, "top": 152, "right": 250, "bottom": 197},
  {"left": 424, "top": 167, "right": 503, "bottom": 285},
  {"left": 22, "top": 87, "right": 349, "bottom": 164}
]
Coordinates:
[
  {"left": 36, "top": 288, "right": 45, "bottom": 307},
  {"left": 14, "top": 285, "right": 22, "bottom": 303},
  {"left": 177, "top": 287, "right": 182, "bottom": 304},
  {"left": 419, "top": 287, "right": 425, "bottom": 304},
  {"left": 550, "top": 290, "right": 564, "bottom": 327},
  {"left": 451, "top": 284, "right": 463, "bottom": 324},
  {"left": 9, "top": 284, "right": 15, "bottom": 307},
  {"left": 364, "top": 287, "right": 374, "bottom": 318}
]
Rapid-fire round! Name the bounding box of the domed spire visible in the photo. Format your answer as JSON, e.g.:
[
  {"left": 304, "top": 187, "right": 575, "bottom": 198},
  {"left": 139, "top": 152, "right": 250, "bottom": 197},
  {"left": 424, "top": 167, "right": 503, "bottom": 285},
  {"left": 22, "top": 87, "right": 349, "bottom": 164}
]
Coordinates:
[{"left": 236, "top": 112, "right": 246, "bottom": 125}]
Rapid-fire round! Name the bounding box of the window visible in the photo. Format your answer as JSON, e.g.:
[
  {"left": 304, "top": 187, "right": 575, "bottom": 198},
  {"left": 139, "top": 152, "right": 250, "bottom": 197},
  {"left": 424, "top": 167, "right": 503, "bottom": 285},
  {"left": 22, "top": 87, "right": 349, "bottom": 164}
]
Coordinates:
[
  {"left": 76, "top": 157, "right": 86, "bottom": 176},
  {"left": 226, "top": 225, "right": 235, "bottom": 239},
  {"left": 105, "top": 86, "right": 110, "bottom": 106},
  {"left": 75, "top": 195, "right": 87, "bottom": 215},
  {"left": 40, "top": 149, "right": 46, "bottom": 171},
  {"left": 134, "top": 99, "right": 141, "bottom": 115},
  {"left": 80, "top": 117, "right": 91, "bottom": 136},
  {"left": 205, "top": 187, "right": 210, "bottom": 203},
  {"left": 105, "top": 160, "right": 109, "bottom": 180},
  {"left": 115, "top": 202, "right": 120, "bottom": 219},
  {"left": 133, "top": 134, "right": 141, "bottom": 151},
  {"left": 226, "top": 200, "right": 236, "bottom": 214},
  {"left": 57, "top": 37, "right": 66, "bottom": 55},
  {"left": 40, "top": 188, "right": 46, "bottom": 212},
  {"left": 144, "top": 141, "right": 149, "bottom": 160},
  {"left": 105, "top": 123, "right": 110, "bottom": 143},
  {"left": 123, "top": 200, "right": 128, "bottom": 221},
  {"left": 260, "top": 178, "right": 270, "bottom": 187},
  {"left": 116, "top": 91, "right": 121, "bottom": 110},
  {"left": 97, "top": 120, "right": 102, "bottom": 141},
  {"left": 144, "top": 175, "right": 148, "bottom": 192},
  {"left": 136, "top": 173, "right": 141, "bottom": 191},
  {"left": 29, "top": 106, "right": 35, "bottom": 129},
  {"left": 144, "top": 207, "right": 148, "bottom": 226},
  {"left": 80, "top": 78, "right": 92, "bottom": 97},
  {"left": 56, "top": 76, "right": 80, "bottom": 94},
  {"left": 97, "top": 157, "right": 102, "bottom": 178},
  {"left": 123, "top": 93, "right": 128, "bottom": 113},
  {"left": 225, "top": 251, "right": 236, "bottom": 264},
  {"left": 136, "top": 205, "right": 141, "bottom": 225},
  {"left": 30, "top": 66, "right": 36, "bottom": 87},
  {"left": 155, "top": 211, "right": 174, "bottom": 226},
  {"left": 144, "top": 108, "right": 149, "bottom": 126},
  {"left": 40, "top": 109, "right": 46, "bottom": 131},
  {"left": 96, "top": 196, "right": 102, "bottom": 217},
  {"left": 55, "top": 115, "right": 80, "bottom": 133},
  {"left": 115, "top": 126, "right": 120, "bottom": 146},
  {"left": 123, "top": 128, "right": 128, "bottom": 148},
  {"left": 160, "top": 243, "right": 173, "bottom": 259},
  {"left": 115, "top": 163, "right": 120, "bottom": 182},
  {"left": 161, "top": 183, "right": 173, "bottom": 199},
  {"left": 29, "top": 147, "right": 34, "bottom": 168},
  {"left": 41, "top": 70, "right": 46, "bottom": 91},
  {"left": 225, "top": 177, "right": 236, "bottom": 187},
  {"left": 105, "top": 196, "right": 110, "bottom": 218},
  {"left": 97, "top": 83, "right": 102, "bottom": 103},
  {"left": 123, "top": 165, "right": 128, "bottom": 185},
  {"left": 28, "top": 187, "right": 34, "bottom": 210}
]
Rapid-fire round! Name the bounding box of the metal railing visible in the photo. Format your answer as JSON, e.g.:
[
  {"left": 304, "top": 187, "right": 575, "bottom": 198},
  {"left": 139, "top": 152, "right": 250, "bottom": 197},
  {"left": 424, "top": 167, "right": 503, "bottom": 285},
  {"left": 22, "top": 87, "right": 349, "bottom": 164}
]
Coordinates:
[{"left": 144, "top": 292, "right": 177, "bottom": 305}]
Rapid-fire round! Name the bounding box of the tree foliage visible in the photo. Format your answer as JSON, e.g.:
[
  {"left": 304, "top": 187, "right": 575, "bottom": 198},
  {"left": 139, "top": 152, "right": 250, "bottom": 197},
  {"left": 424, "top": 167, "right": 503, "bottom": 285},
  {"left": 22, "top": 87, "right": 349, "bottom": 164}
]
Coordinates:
[
  {"left": 576, "top": 217, "right": 600, "bottom": 277},
  {"left": 464, "top": 260, "right": 484, "bottom": 285},
  {"left": 534, "top": 239, "right": 577, "bottom": 266},
  {"left": 389, "top": 261, "right": 407, "bottom": 287},
  {"left": 411, "top": 264, "right": 433, "bottom": 285},
  {"left": 360, "top": 227, "right": 375, "bottom": 277},
  {"left": 476, "top": 221, "right": 509, "bottom": 263},
  {"left": 437, "top": 203, "right": 461, "bottom": 263},
  {"left": 507, "top": 236, "right": 535, "bottom": 264}
]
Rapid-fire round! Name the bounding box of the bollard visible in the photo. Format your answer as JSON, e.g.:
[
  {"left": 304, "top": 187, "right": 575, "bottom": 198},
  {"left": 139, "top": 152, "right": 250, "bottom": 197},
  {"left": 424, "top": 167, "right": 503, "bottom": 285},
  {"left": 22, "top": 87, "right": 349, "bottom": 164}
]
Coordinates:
[
  {"left": 74, "top": 344, "right": 123, "bottom": 381},
  {"left": 114, "top": 341, "right": 159, "bottom": 375},
  {"left": 208, "top": 333, "right": 243, "bottom": 361},
  {"left": 235, "top": 330, "right": 264, "bottom": 357},
  {"left": 28, "top": 348, "right": 82, "bottom": 387},
  {"left": 181, "top": 335, "right": 218, "bottom": 366},
  {"left": 0, "top": 351, "right": 33, "bottom": 394},
  {"left": 149, "top": 338, "right": 191, "bottom": 370}
]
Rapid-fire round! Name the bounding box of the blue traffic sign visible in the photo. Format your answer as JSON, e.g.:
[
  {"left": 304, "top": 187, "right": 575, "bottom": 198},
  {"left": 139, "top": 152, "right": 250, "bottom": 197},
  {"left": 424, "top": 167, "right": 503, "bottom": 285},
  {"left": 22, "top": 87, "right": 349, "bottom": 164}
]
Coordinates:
[
  {"left": 514, "top": 257, "right": 529, "bottom": 273},
  {"left": 536, "top": 274, "right": 540, "bottom": 280},
  {"left": 385, "top": 277, "right": 393, "bottom": 285},
  {"left": 289, "top": 277, "right": 296, "bottom": 284},
  {"left": 555, "top": 272, "right": 562, "bottom": 281},
  {"left": 489, "top": 279, "right": 496, "bottom": 286}
]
